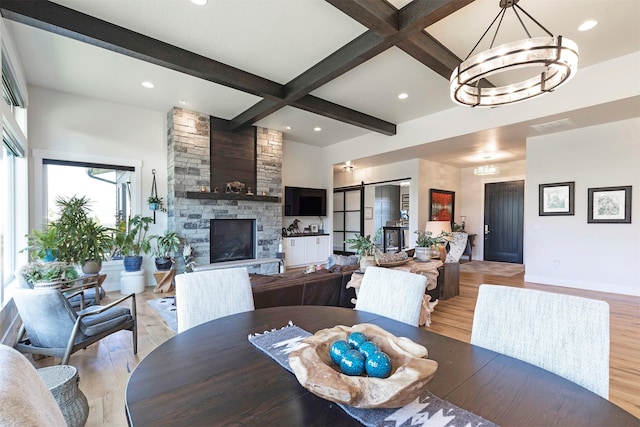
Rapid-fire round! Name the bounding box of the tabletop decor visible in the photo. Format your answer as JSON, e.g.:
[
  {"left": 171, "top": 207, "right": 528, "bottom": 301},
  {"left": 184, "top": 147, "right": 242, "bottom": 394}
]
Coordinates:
[{"left": 248, "top": 321, "right": 497, "bottom": 427}]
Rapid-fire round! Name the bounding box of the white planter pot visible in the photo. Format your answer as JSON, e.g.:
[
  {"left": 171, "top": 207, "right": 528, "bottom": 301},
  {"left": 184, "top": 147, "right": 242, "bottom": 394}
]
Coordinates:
[
  {"left": 120, "top": 270, "right": 145, "bottom": 295},
  {"left": 359, "top": 256, "right": 377, "bottom": 272},
  {"left": 415, "top": 247, "right": 431, "bottom": 262}
]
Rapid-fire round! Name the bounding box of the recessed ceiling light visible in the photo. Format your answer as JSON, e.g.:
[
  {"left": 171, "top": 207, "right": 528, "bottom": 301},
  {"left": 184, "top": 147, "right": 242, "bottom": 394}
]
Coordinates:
[
  {"left": 179, "top": 100, "right": 188, "bottom": 104},
  {"left": 578, "top": 20, "right": 598, "bottom": 31},
  {"left": 398, "top": 93, "right": 409, "bottom": 100},
  {"left": 285, "top": 126, "right": 291, "bottom": 130},
  {"left": 141, "top": 81, "right": 154, "bottom": 89},
  {"left": 190, "top": 0, "right": 207, "bottom": 5},
  {"left": 313, "top": 127, "right": 321, "bottom": 132}
]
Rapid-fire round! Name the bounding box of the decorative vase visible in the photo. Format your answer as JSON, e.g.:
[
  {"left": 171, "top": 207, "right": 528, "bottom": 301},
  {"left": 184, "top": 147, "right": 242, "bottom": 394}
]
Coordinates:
[
  {"left": 359, "top": 255, "right": 376, "bottom": 272},
  {"left": 149, "top": 202, "right": 159, "bottom": 211},
  {"left": 155, "top": 257, "right": 172, "bottom": 271},
  {"left": 42, "top": 249, "right": 56, "bottom": 263},
  {"left": 123, "top": 255, "right": 143, "bottom": 272},
  {"left": 415, "top": 247, "right": 431, "bottom": 262}
]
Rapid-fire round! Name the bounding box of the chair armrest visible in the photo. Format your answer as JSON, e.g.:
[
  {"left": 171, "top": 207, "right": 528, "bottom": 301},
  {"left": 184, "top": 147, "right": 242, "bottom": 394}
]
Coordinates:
[{"left": 76, "top": 293, "right": 136, "bottom": 319}]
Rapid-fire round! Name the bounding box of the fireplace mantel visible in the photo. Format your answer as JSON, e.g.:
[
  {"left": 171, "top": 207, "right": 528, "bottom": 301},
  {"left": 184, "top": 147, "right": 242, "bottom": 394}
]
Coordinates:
[{"left": 186, "top": 191, "right": 280, "bottom": 203}]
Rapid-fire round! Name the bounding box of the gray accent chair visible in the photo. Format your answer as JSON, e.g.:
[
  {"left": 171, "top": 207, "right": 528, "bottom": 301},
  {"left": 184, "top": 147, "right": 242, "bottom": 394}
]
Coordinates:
[
  {"left": 471, "top": 284, "right": 610, "bottom": 398},
  {"left": 13, "top": 288, "right": 137, "bottom": 365}
]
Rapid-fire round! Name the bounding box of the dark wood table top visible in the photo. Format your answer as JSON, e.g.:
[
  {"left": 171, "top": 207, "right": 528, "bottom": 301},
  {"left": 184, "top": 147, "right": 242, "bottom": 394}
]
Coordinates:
[{"left": 125, "top": 306, "right": 637, "bottom": 426}]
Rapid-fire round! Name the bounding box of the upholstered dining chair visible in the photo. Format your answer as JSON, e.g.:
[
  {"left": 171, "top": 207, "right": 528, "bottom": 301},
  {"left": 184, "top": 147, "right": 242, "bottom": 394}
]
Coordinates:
[
  {"left": 0, "top": 344, "right": 67, "bottom": 426},
  {"left": 12, "top": 288, "right": 137, "bottom": 365},
  {"left": 175, "top": 267, "right": 255, "bottom": 333},
  {"left": 471, "top": 284, "right": 610, "bottom": 398},
  {"left": 355, "top": 266, "right": 427, "bottom": 326}
]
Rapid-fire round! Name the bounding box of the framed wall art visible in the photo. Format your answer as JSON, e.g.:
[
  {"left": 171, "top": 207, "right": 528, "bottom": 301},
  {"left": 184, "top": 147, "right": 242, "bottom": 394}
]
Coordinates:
[
  {"left": 539, "top": 182, "right": 575, "bottom": 216},
  {"left": 587, "top": 185, "right": 632, "bottom": 224},
  {"left": 364, "top": 207, "right": 373, "bottom": 220},
  {"left": 429, "top": 189, "right": 455, "bottom": 222}
]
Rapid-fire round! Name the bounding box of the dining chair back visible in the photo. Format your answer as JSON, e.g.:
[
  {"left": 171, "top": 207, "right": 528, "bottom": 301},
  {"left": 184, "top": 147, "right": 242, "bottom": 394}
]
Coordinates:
[
  {"left": 355, "top": 266, "right": 427, "bottom": 326},
  {"left": 175, "top": 267, "right": 255, "bottom": 333},
  {"left": 13, "top": 288, "right": 137, "bottom": 365},
  {"left": 471, "top": 284, "right": 609, "bottom": 398}
]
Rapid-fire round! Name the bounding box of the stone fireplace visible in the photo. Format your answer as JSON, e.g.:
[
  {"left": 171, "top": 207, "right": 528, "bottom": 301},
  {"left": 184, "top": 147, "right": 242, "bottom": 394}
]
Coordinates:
[{"left": 166, "top": 108, "right": 283, "bottom": 273}]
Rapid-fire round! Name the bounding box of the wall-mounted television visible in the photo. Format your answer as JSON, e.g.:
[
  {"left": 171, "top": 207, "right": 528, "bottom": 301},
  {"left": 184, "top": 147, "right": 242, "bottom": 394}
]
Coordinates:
[{"left": 284, "top": 186, "right": 327, "bottom": 216}]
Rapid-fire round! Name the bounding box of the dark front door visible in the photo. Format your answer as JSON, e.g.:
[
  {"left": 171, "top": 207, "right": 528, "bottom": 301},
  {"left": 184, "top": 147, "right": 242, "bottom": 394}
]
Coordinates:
[{"left": 484, "top": 180, "right": 524, "bottom": 263}]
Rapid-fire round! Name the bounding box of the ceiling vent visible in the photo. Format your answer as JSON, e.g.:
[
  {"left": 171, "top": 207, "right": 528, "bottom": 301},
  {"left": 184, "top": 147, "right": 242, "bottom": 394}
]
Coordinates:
[{"left": 530, "top": 118, "right": 575, "bottom": 133}]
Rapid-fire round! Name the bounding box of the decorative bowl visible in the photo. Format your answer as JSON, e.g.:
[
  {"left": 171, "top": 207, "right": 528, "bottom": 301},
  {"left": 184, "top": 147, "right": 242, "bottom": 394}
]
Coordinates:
[{"left": 288, "top": 323, "right": 438, "bottom": 408}]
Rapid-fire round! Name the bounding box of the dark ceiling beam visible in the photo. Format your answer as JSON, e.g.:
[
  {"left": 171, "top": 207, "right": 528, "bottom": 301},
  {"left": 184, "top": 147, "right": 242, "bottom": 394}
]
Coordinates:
[
  {"left": 398, "top": 0, "right": 475, "bottom": 34},
  {"left": 397, "top": 32, "right": 461, "bottom": 80},
  {"left": 293, "top": 96, "right": 396, "bottom": 136},
  {"left": 324, "top": 0, "right": 397, "bottom": 37},
  {"left": 0, "top": 0, "right": 284, "bottom": 100}
]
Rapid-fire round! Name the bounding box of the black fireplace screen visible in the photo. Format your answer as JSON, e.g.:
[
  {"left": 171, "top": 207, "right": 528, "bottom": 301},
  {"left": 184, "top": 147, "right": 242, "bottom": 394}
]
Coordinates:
[{"left": 210, "top": 219, "right": 255, "bottom": 263}]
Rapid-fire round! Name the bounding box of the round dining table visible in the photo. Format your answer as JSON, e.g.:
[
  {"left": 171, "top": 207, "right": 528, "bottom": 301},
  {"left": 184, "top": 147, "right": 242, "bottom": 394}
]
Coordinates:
[{"left": 125, "top": 306, "right": 637, "bottom": 426}]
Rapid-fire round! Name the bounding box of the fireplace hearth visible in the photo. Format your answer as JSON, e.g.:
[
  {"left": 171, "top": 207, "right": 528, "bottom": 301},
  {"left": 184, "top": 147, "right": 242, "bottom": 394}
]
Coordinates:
[{"left": 210, "top": 219, "right": 256, "bottom": 263}]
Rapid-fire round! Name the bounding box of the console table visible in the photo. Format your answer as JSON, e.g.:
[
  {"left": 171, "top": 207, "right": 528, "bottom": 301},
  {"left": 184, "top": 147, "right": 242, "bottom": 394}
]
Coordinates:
[{"left": 193, "top": 258, "right": 283, "bottom": 272}]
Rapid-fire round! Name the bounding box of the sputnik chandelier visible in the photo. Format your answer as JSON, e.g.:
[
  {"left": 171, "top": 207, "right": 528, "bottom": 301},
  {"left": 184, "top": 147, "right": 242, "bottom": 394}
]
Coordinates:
[{"left": 450, "top": 0, "right": 579, "bottom": 108}]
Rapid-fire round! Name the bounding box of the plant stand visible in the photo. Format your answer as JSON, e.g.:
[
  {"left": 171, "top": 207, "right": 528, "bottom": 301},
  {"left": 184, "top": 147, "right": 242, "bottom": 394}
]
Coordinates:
[
  {"left": 153, "top": 270, "right": 176, "bottom": 293},
  {"left": 120, "top": 270, "right": 145, "bottom": 294}
]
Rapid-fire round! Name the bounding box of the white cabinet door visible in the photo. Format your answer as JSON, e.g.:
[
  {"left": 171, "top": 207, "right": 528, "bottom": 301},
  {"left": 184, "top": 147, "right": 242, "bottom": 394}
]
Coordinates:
[
  {"left": 283, "top": 237, "right": 306, "bottom": 267},
  {"left": 305, "top": 235, "right": 331, "bottom": 264}
]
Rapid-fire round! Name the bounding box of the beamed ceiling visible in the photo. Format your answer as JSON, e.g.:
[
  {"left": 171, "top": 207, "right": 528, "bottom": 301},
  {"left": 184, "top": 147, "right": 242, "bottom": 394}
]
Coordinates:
[{"left": 1, "top": 0, "right": 639, "bottom": 168}]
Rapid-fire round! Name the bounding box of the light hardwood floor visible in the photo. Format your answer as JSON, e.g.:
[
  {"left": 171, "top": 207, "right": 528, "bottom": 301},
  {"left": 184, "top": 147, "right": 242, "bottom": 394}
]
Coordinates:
[{"left": 31, "top": 269, "right": 640, "bottom": 425}]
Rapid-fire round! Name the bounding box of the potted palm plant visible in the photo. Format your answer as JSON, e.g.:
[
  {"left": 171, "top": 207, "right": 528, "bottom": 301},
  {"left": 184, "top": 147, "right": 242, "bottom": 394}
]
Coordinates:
[
  {"left": 49, "top": 195, "right": 115, "bottom": 273},
  {"left": 150, "top": 230, "right": 180, "bottom": 271},
  {"left": 115, "top": 215, "right": 153, "bottom": 272},
  {"left": 344, "top": 228, "right": 382, "bottom": 271}
]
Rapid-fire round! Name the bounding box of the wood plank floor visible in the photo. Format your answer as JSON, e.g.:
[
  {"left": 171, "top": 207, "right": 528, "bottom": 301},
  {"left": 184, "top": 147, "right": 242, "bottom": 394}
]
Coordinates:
[{"left": 31, "top": 269, "right": 640, "bottom": 425}]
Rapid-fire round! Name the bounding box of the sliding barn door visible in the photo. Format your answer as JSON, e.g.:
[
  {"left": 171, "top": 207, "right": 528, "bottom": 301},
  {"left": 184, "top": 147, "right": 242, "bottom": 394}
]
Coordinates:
[{"left": 333, "top": 186, "right": 363, "bottom": 254}]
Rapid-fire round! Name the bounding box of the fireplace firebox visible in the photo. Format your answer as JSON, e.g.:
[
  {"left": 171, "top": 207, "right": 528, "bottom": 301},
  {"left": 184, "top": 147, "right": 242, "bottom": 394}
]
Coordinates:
[{"left": 210, "top": 219, "right": 256, "bottom": 263}]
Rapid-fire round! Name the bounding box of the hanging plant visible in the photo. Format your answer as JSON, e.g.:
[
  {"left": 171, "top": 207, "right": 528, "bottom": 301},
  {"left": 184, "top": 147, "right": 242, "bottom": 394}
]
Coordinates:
[{"left": 147, "top": 195, "right": 166, "bottom": 212}]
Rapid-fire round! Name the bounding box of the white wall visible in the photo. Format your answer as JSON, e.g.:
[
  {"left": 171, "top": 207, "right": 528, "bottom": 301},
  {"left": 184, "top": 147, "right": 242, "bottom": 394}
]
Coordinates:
[
  {"left": 27, "top": 86, "right": 167, "bottom": 289},
  {"left": 459, "top": 160, "right": 527, "bottom": 260},
  {"left": 524, "top": 118, "right": 640, "bottom": 296},
  {"left": 282, "top": 139, "right": 330, "bottom": 233}
]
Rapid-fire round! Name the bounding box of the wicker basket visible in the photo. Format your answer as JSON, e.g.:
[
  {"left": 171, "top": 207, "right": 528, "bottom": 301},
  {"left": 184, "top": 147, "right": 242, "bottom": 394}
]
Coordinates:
[{"left": 38, "top": 365, "right": 89, "bottom": 427}]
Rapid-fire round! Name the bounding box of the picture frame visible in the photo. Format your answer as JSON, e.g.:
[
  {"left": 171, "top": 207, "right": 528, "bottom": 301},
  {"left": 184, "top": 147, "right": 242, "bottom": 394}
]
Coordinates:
[
  {"left": 401, "top": 194, "right": 409, "bottom": 202},
  {"left": 539, "top": 182, "right": 575, "bottom": 216},
  {"left": 429, "top": 189, "right": 455, "bottom": 223},
  {"left": 588, "top": 186, "right": 632, "bottom": 224},
  {"left": 364, "top": 206, "right": 373, "bottom": 220}
]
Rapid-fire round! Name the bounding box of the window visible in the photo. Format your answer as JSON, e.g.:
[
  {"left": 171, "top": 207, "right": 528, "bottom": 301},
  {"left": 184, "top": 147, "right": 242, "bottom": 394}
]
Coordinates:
[{"left": 43, "top": 160, "right": 134, "bottom": 228}]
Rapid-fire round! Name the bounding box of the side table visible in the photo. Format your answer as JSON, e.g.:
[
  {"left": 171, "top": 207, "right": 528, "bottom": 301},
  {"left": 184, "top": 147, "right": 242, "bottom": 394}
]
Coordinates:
[
  {"left": 37, "top": 365, "right": 89, "bottom": 427},
  {"left": 153, "top": 270, "right": 176, "bottom": 293}
]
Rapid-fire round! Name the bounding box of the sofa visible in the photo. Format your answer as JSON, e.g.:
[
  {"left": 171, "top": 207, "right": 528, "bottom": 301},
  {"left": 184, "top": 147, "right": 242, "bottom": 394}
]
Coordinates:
[
  {"left": 248, "top": 260, "right": 459, "bottom": 309},
  {"left": 249, "top": 265, "right": 359, "bottom": 309}
]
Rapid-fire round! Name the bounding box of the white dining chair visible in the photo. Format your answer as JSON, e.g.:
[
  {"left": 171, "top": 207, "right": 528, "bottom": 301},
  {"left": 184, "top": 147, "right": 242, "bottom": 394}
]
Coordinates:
[
  {"left": 355, "top": 266, "right": 427, "bottom": 326},
  {"left": 471, "top": 284, "right": 610, "bottom": 398},
  {"left": 175, "top": 267, "right": 255, "bottom": 333}
]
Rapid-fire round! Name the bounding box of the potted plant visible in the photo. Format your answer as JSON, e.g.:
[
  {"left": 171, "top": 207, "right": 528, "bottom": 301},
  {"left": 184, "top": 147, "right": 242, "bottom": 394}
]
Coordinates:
[
  {"left": 344, "top": 228, "right": 382, "bottom": 271},
  {"left": 50, "top": 195, "right": 115, "bottom": 273},
  {"left": 19, "top": 261, "right": 78, "bottom": 289},
  {"left": 78, "top": 220, "right": 116, "bottom": 274},
  {"left": 414, "top": 230, "right": 451, "bottom": 262},
  {"left": 115, "top": 215, "right": 153, "bottom": 271},
  {"left": 147, "top": 195, "right": 166, "bottom": 212},
  {"left": 150, "top": 230, "right": 180, "bottom": 271},
  {"left": 21, "top": 225, "right": 59, "bottom": 262}
]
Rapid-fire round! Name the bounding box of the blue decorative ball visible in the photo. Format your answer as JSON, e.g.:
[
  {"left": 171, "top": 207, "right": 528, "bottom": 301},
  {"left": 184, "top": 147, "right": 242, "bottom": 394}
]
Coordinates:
[
  {"left": 340, "top": 349, "right": 366, "bottom": 376},
  {"left": 329, "top": 340, "right": 351, "bottom": 365},
  {"left": 365, "top": 351, "right": 392, "bottom": 378},
  {"left": 358, "top": 341, "right": 379, "bottom": 359},
  {"left": 347, "top": 332, "right": 368, "bottom": 350}
]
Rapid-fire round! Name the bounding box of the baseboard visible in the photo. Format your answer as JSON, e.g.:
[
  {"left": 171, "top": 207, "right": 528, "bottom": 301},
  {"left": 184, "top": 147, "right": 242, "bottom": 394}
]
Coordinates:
[{"left": 524, "top": 274, "right": 640, "bottom": 297}]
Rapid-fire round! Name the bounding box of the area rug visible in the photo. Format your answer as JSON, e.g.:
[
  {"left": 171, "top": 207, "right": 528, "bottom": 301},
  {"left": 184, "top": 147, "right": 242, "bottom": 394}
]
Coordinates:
[
  {"left": 459, "top": 261, "right": 525, "bottom": 276},
  {"left": 147, "top": 297, "right": 177, "bottom": 333}
]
